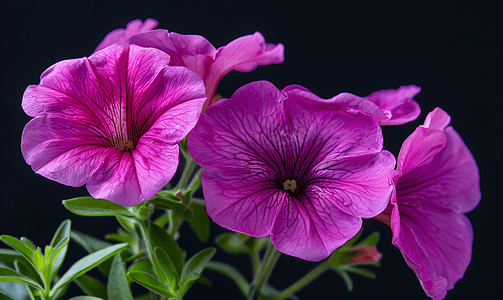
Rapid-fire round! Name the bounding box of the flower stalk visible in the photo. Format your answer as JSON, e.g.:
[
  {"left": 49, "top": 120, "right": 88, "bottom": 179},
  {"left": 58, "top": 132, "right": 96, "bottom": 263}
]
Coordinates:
[{"left": 248, "top": 243, "right": 281, "bottom": 300}]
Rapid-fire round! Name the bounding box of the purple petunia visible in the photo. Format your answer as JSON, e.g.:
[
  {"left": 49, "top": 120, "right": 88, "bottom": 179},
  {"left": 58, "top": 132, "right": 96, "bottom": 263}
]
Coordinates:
[
  {"left": 21, "top": 44, "right": 206, "bottom": 206},
  {"left": 188, "top": 81, "right": 396, "bottom": 261},
  {"left": 93, "top": 18, "right": 159, "bottom": 53},
  {"left": 375, "top": 108, "right": 481, "bottom": 299}
]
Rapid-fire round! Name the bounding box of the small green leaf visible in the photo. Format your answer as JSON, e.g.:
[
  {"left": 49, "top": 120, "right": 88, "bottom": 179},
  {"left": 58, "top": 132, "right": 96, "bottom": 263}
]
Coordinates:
[
  {"left": 69, "top": 297, "right": 104, "bottom": 300},
  {"left": 116, "top": 216, "right": 136, "bottom": 232},
  {"left": 0, "top": 249, "right": 25, "bottom": 269},
  {"left": 70, "top": 231, "right": 113, "bottom": 276},
  {"left": 107, "top": 255, "right": 133, "bottom": 300},
  {"left": 134, "top": 293, "right": 150, "bottom": 300},
  {"left": 63, "top": 197, "right": 135, "bottom": 218},
  {"left": 149, "top": 196, "right": 185, "bottom": 211},
  {"left": 19, "top": 238, "right": 36, "bottom": 252},
  {"left": 0, "top": 293, "right": 15, "bottom": 300},
  {"left": 127, "top": 271, "right": 176, "bottom": 298},
  {"left": 73, "top": 274, "right": 107, "bottom": 298},
  {"left": 0, "top": 267, "right": 43, "bottom": 290},
  {"left": 105, "top": 234, "right": 132, "bottom": 244},
  {"left": 356, "top": 232, "right": 380, "bottom": 248},
  {"left": 147, "top": 224, "right": 183, "bottom": 277},
  {"left": 31, "top": 248, "right": 45, "bottom": 274},
  {"left": 48, "top": 237, "right": 70, "bottom": 278},
  {"left": 214, "top": 233, "right": 249, "bottom": 254},
  {"left": 13, "top": 260, "right": 41, "bottom": 286},
  {"left": 195, "top": 275, "right": 212, "bottom": 286},
  {"left": 181, "top": 248, "right": 215, "bottom": 283},
  {"left": 153, "top": 213, "right": 170, "bottom": 228},
  {"left": 335, "top": 268, "right": 353, "bottom": 292},
  {"left": 123, "top": 251, "right": 145, "bottom": 263},
  {"left": 71, "top": 231, "right": 112, "bottom": 254},
  {"left": 187, "top": 200, "right": 210, "bottom": 242},
  {"left": 344, "top": 266, "right": 377, "bottom": 279},
  {"left": 153, "top": 247, "right": 178, "bottom": 290},
  {"left": 205, "top": 261, "right": 249, "bottom": 296},
  {"left": 50, "top": 243, "right": 128, "bottom": 297},
  {"left": 0, "top": 236, "right": 35, "bottom": 263},
  {"left": 50, "top": 220, "right": 71, "bottom": 248},
  {"left": 128, "top": 259, "right": 153, "bottom": 275}
]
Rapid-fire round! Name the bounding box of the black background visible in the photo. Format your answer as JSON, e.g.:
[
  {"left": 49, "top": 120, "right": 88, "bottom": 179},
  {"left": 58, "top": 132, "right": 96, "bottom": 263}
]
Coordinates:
[{"left": 1, "top": 0, "right": 502, "bottom": 299}]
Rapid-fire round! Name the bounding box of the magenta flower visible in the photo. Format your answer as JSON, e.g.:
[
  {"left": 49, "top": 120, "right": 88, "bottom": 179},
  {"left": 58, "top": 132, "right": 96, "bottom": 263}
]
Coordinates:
[
  {"left": 375, "top": 108, "right": 481, "bottom": 299},
  {"left": 21, "top": 44, "right": 207, "bottom": 206},
  {"left": 128, "top": 29, "right": 284, "bottom": 111},
  {"left": 93, "top": 18, "right": 158, "bottom": 53},
  {"left": 188, "top": 81, "right": 395, "bottom": 261}
]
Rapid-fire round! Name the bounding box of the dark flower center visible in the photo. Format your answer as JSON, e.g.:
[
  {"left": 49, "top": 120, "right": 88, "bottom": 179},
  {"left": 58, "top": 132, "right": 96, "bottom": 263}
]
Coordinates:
[{"left": 111, "top": 137, "right": 135, "bottom": 152}]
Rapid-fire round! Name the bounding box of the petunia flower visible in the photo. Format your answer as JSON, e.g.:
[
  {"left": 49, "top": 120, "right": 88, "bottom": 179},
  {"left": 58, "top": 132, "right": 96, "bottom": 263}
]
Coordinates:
[
  {"left": 93, "top": 18, "right": 159, "bottom": 53},
  {"left": 21, "top": 44, "right": 207, "bottom": 206},
  {"left": 129, "top": 29, "right": 284, "bottom": 111},
  {"left": 188, "top": 81, "right": 395, "bottom": 261},
  {"left": 375, "top": 108, "right": 481, "bottom": 299}
]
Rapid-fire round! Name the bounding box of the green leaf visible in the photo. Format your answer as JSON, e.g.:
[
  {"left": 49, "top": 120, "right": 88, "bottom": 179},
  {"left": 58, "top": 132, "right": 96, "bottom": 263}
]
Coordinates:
[
  {"left": 147, "top": 224, "right": 183, "bottom": 278},
  {"left": 69, "top": 297, "right": 104, "bottom": 300},
  {"left": 50, "top": 243, "right": 128, "bottom": 297},
  {"left": 195, "top": 274, "right": 212, "bottom": 286},
  {"left": 70, "top": 231, "right": 113, "bottom": 276},
  {"left": 0, "top": 249, "right": 26, "bottom": 269},
  {"left": 105, "top": 234, "right": 132, "bottom": 244},
  {"left": 127, "top": 271, "right": 176, "bottom": 298},
  {"left": 73, "top": 274, "right": 107, "bottom": 299},
  {"left": 19, "top": 238, "right": 36, "bottom": 252},
  {"left": 31, "top": 248, "right": 45, "bottom": 274},
  {"left": 341, "top": 227, "right": 364, "bottom": 249},
  {"left": 47, "top": 237, "right": 70, "bottom": 278},
  {"left": 50, "top": 220, "right": 71, "bottom": 248},
  {"left": 63, "top": 197, "right": 135, "bottom": 218},
  {"left": 13, "top": 260, "right": 41, "bottom": 286},
  {"left": 123, "top": 251, "right": 145, "bottom": 263},
  {"left": 187, "top": 200, "right": 210, "bottom": 242},
  {"left": 335, "top": 268, "right": 353, "bottom": 292},
  {"left": 0, "top": 236, "right": 35, "bottom": 263},
  {"left": 344, "top": 266, "right": 377, "bottom": 279},
  {"left": 0, "top": 293, "right": 14, "bottom": 300},
  {"left": 71, "top": 231, "right": 112, "bottom": 254},
  {"left": 153, "top": 213, "right": 170, "bottom": 228},
  {"left": 215, "top": 233, "right": 249, "bottom": 254},
  {"left": 181, "top": 248, "right": 215, "bottom": 282},
  {"left": 328, "top": 250, "right": 358, "bottom": 267},
  {"left": 205, "top": 261, "right": 249, "bottom": 296},
  {"left": 134, "top": 293, "right": 150, "bottom": 300},
  {"left": 356, "top": 232, "right": 380, "bottom": 248},
  {"left": 153, "top": 247, "right": 178, "bottom": 290},
  {"left": 107, "top": 255, "right": 133, "bottom": 300},
  {"left": 149, "top": 196, "right": 185, "bottom": 211},
  {"left": 116, "top": 216, "right": 136, "bottom": 232},
  {"left": 0, "top": 267, "right": 43, "bottom": 290},
  {"left": 128, "top": 259, "right": 153, "bottom": 275}
]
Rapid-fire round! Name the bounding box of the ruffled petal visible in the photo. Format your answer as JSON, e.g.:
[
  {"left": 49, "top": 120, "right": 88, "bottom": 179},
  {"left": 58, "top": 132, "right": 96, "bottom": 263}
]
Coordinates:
[
  {"left": 364, "top": 85, "right": 421, "bottom": 126},
  {"left": 271, "top": 190, "right": 362, "bottom": 262},
  {"left": 392, "top": 206, "right": 473, "bottom": 300},
  {"left": 94, "top": 18, "right": 158, "bottom": 53},
  {"left": 130, "top": 29, "right": 216, "bottom": 80},
  {"left": 204, "top": 32, "right": 284, "bottom": 108}
]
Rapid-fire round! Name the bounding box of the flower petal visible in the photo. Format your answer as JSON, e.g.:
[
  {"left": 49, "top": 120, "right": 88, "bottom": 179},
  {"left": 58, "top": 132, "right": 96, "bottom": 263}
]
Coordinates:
[
  {"left": 271, "top": 190, "right": 362, "bottom": 262},
  {"left": 392, "top": 206, "right": 473, "bottom": 300},
  {"left": 201, "top": 168, "right": 284, "bottom": 237},
  {"left": 364, "top": 85, "right": 421, "bottom": 125},
  {"left": 130, "top": 29, "right": 217, "bottom": 80},
  {"left": 204, "top": 32, "right": 284, "bottom": 108},
  {"left": 94, "top": 18, "right": 158, "bottom": 53}
]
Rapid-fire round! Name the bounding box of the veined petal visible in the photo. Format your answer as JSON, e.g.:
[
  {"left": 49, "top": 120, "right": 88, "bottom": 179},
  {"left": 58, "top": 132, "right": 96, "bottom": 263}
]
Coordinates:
[
  {"left": 392, "top": 206, "right": 473, "bottom": 300},
  {"left": 94, "top": 18, "right": 158, "bottom": 53},
  {"left": 271, "top": 191, "right": 362, "bottom": 262},
  {"left": 202, "top": 168, "right": 284, "bottom": 237}
]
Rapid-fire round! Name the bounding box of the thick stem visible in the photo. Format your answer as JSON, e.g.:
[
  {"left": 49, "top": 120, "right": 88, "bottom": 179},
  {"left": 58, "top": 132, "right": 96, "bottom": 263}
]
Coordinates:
[
  {"left": 271, "top": 262, "right": 331, "bottom": 300},
  {"left": 248, "top": 243, "right": 281, "bottom": 300}
]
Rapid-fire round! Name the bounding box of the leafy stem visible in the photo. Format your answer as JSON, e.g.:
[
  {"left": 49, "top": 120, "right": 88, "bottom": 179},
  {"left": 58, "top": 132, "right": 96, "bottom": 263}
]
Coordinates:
[{"left": 248, "top": 242, "right": 281, "bottom": 300}]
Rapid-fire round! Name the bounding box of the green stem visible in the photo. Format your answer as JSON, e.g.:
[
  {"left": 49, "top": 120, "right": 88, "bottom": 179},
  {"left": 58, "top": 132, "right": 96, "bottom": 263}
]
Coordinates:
[
  {"left": 178, "top": 152, "right": 196, "bottom": 190},
  {"left": 271, "top": 261, "right": 331, "bottom": 300},
  {"left": 248, "top": 243, "right": 281, "bottom": 300}
]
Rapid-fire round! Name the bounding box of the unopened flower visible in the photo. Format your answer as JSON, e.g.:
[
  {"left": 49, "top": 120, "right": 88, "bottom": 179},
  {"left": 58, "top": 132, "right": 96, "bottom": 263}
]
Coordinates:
[
  {"left": 94, "top": 18, "right": 158, "bottom": 53},
  {"left": 375, "top": 108, "right": 481, "bottom": 299},
  {"left": 188, "top": 81, "right": 395, "bottom": 261},
  {"left": 348, "top": 246, "right": 382, "bottom": 265},
  {"left": 22, "top": 44, "right": 206, "bottom": 206},
  {"left": 129, "top": 29, "right": 284, "bottom": 110}
]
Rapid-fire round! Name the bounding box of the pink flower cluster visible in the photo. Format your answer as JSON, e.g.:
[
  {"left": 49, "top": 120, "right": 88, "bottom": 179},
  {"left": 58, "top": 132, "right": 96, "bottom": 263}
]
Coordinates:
[{"left": 21, "top": 19, "right": 480, "bottom": 299}]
